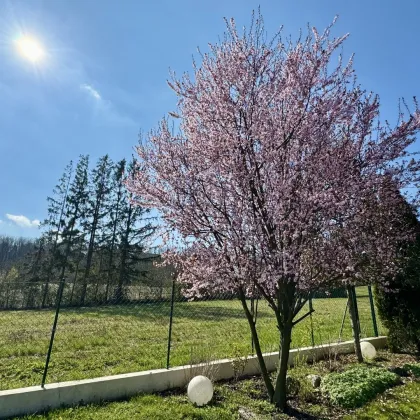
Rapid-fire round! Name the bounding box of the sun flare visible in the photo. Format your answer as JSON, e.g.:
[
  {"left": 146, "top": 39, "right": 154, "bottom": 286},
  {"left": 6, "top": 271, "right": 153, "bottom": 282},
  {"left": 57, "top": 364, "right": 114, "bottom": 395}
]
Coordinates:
[{"left": 16, "top": 36, "right": 45, "bottom": 62}]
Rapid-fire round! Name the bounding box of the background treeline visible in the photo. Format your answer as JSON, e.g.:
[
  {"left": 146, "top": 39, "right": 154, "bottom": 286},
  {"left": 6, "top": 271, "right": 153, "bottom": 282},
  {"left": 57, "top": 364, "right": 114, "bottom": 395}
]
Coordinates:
[
  {"left": 0, "top": 236, "right": 36, "bottom": 279},
  {"left": 0, "top": 155, "right": 174, "bottom": 310}
]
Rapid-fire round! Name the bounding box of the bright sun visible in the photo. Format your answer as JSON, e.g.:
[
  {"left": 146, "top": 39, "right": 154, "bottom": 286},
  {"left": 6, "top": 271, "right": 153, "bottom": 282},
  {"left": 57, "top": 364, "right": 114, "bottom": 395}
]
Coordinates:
[{"left": 16, "top": 36, "right": 45, "bottom": 62}]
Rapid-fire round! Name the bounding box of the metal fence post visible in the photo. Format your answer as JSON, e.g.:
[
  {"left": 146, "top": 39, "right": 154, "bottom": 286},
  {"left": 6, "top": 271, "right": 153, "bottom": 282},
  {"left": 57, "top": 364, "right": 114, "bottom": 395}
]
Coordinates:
[
  {"left": 5, "top": 281, "right": 10, "bottom": 308},
  {"left": 308, "top": 298, "right": 315, "bottom": 347},
  {"left": 346, "top": 285, "right": 363, "bottom": 361},
  {"left": 353, "top": 286, "right": 361, "bottom": 337},
  {"left": 41, "top": 277, "right": 65, "bottom": 387},
  {"left": 251, "top": 296, "right": 259, "bottom": 354},
  {"left": 367, "top": 285, "right": 379, "bottom": 337},
  {"left": 338, "top": 296, "right": 349, "bottom": 342},
  {"left": 166, "top": 279, "right": 176, "bottom": 369}
]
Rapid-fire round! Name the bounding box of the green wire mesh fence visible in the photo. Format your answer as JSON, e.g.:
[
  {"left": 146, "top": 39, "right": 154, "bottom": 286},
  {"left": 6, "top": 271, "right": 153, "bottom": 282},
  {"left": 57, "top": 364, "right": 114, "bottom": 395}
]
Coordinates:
[{"left": 0, "top": 280, "right": 381, "bottom": 391}]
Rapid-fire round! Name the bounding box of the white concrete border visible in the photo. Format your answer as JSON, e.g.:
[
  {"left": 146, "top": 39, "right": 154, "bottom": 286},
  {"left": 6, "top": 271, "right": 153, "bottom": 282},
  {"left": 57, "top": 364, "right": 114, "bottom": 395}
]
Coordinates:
[{"left": 0, "top": 336, "right": 387, "bottom": 418}]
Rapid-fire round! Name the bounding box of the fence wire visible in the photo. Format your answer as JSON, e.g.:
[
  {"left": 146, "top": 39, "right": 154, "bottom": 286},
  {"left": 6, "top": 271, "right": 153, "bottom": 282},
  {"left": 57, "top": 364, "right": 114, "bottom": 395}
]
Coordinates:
[{"left": 0, "top": 280, "right": 382, "bottom": 391}]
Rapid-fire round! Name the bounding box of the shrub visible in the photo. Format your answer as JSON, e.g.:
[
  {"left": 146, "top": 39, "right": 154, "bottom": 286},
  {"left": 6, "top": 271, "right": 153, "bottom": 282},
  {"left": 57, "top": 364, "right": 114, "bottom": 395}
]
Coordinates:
[
  {"left": 321, "top": 365, "right": 400, "bottom": 408},
  {"left": 403, "top": 363, "right": 420, "bottom": 378},
  {"left": 375, "top": 201, "right": 420, "bottom": 353}
]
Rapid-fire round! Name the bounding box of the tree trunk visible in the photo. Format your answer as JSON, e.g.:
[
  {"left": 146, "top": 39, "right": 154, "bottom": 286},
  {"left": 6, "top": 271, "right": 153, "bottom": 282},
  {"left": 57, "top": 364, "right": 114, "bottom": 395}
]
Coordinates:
[
  {"left": 41, "top": 276, "right": 50, "bottom": 308},
  {"left": 95, "top": 250, "right": 104, "bottom": 303},
  {"left": 105, "top": 189, "right": 122, "bottom": 302},
  {"left": 81, "top": 198, "right": 102, "bottom": 306},
  {"left": 69, "top": 240, "right": 83, "bottom": 306},
  {"left": 238, "top": 288, "right": 274, "bottom": 400},
  {"left": 80, "top": 237, "right": 95, "bottom": 306},
  {"left": 42, "top": 248, "right": 58, "bottom": 308},
  {"left": 105, "top": 246, "right": 114, "bottom": 302},
  {"left": 347, "top": 285, "right": 363, "bottom": 362},
  {"left": 115, "top": 246, "right": 128, "bottom": 302},
  {"left": 115, "top": 205, "right": 133, "bottom": 302},
  {"left": 272, "top": 322, "right": 292, "bottom": 410}
]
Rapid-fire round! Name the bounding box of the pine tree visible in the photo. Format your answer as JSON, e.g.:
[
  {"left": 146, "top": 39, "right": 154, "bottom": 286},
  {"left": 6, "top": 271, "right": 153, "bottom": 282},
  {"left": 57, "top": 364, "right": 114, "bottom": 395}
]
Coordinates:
[
  {"left": 80, "top": 155, "right": 113, "bottom": 305},
  {"left": 58, "top": 155, "right": 90, "bottom": 304},
  {"left": 40, "top": 161, "right": 73, "bottom": 307},
  {"left": 68, "top": 235, "right": 85, "bottom": 305},
  {"left": 114, "top": 159, "right": 155, "bottom": 301},
  {"left": 104, "top": 159, "right": 126, "bottom": 301}
]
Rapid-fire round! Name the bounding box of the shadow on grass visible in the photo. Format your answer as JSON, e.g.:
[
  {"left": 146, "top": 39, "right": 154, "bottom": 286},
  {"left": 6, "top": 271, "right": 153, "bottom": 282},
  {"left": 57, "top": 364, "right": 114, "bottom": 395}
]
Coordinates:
[
  {"left": 285, "top": 406, "right": 321, "bottom": 419},
  {"left": 58, "top": 302, "right": 275, "bottom": 322}
]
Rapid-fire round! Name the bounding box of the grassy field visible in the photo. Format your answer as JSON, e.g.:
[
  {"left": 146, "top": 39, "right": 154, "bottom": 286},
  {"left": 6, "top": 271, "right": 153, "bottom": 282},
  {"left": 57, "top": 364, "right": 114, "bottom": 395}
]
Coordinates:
[{"left": 0, "top": 290, "right": 381, "bottom": 391}]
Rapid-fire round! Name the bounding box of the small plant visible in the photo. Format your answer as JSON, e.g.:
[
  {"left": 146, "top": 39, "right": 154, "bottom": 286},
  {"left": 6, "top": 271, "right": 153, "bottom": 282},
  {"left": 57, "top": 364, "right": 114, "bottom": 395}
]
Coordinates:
[
  {"left": 321, "top": 332, "right": 341, "bottom": 372},
  {"left": 185, "top": 346, "right": 220, "bottom": 383},
  {"left": 298, "top": 377, "right": 318, "bottom": 403},
  {"left": 292, "top": 349, "right": 308, "bottom": 369},
  {"left": 321, "top": 365, "right": 400, "bottom": 408},
  {"left": 231, "top": 344, "right": 248, "bottom": 381},
  {"left": 403, "top": 363, "right": 420, "bottom": 378},
  {"left": 285, "top": 375, "right": 301, "bottom": 396}
]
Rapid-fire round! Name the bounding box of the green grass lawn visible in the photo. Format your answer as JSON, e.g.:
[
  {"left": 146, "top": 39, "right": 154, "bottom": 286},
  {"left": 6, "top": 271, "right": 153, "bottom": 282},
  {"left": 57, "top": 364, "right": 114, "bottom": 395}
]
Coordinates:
[
  {"left": 0, "top": 291, "right": 381, "bottom": 391},
  {"left": 19, "top": 377, "right": 420, "bottom": 420},
  {"left": 15, "top": 380, "right": 278, "bottom": 420},
  {"left": 17, "top": 350, "right": 418, "bottom": 420}
]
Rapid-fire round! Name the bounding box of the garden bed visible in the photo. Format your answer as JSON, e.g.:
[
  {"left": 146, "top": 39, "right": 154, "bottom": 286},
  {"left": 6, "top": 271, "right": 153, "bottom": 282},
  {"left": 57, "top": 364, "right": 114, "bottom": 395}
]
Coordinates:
[{"left": 15, "top": 349, "right": 419, "bottom": 419}]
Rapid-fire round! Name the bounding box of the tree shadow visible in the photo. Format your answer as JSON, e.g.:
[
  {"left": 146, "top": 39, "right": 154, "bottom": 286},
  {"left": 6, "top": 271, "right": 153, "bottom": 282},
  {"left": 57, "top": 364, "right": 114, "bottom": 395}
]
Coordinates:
[
  {"left": 58, "top": 302, "right": 274, "bottom": 322},
  {"left": 284, "top": 405, "right": 322, "bottom": 419}
]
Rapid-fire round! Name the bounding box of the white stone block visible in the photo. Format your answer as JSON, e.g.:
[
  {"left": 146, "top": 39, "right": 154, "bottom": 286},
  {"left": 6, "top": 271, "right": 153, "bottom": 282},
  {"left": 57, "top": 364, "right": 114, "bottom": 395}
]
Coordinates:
[{"left": 361, "top": 341, "right": 377, "bottom": 360}]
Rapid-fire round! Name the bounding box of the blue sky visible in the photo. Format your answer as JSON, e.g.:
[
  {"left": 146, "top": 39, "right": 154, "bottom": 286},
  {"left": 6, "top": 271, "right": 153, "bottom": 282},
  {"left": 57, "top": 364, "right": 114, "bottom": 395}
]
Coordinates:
[{"left": 0, "top": 0, "right": 419, "bottom": 238}]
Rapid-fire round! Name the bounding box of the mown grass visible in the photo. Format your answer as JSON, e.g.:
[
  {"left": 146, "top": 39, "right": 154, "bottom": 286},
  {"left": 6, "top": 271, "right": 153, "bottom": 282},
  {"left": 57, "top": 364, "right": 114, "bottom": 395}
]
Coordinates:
[
  {"left": 0, "top": 290, "right": 381, "bottom": 390},
  {"left": 18, "top": 380, "right": 278, "bottom": 420}
]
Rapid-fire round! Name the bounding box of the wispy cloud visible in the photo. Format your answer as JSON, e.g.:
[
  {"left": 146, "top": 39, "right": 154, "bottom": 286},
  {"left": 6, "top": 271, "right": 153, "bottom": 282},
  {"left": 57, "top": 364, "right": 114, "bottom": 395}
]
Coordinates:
[
  {"left": 80, "top": 83, "right": 101, "bottom": 100},
  {"left": 80, "top": 82, "right": 137, "bottom": 127},
  {"left": 6, "top": 214, "right": 40, "bottom": 228}
]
